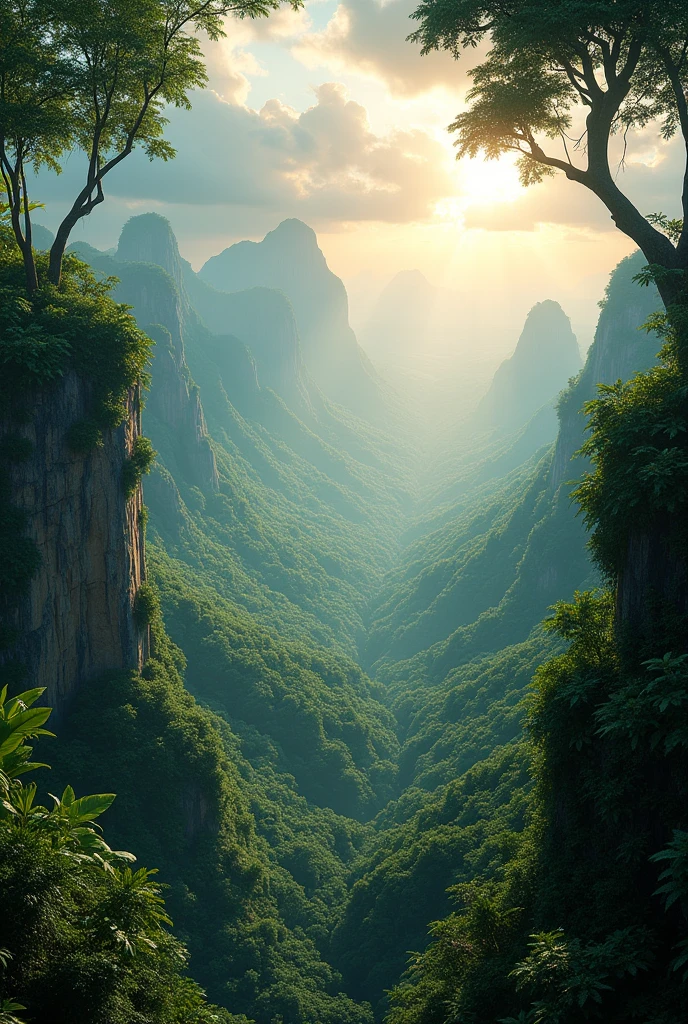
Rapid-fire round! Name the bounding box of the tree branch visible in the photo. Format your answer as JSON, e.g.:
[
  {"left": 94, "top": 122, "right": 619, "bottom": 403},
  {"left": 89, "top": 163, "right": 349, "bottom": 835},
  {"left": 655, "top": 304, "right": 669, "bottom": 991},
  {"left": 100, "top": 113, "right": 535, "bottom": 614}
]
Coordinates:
[{"left": 657, "top": 46, "right": 688, "bottom": 257}]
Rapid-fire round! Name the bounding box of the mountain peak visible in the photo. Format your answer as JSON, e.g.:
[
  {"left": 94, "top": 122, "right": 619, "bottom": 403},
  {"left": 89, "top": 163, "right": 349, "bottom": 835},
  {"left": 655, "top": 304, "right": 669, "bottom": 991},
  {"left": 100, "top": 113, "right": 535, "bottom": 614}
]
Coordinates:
[
  {"left": 476, "top": 298, "right": 581, "bottom": 433},
  {"left": 267, "top": 218, "right": 318, "bottom": 244},
  {"left": 510, "top": 300, "right": 580, "bottom": 366},
  {"left": 116, "top": 213, "right": 184, "bottom": 291}
]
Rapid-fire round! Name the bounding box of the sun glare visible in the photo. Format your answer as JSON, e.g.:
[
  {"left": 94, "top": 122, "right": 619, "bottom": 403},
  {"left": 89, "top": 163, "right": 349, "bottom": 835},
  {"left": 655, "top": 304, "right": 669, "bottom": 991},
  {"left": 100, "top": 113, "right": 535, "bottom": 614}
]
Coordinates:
[
  {"left": 435, "top": 156, "right": 524, "bottom": 226},
  {"left": 460, "top": 156, "right": 524, "bottom": 205}
]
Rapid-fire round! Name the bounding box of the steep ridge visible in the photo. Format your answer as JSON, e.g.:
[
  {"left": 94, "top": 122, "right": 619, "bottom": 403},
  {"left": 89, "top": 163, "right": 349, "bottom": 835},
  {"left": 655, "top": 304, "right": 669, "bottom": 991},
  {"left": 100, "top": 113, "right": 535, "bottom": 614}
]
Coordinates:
[
  {"left": 411, "top": 300, "right": 582, "bottom": 514},
  {"left": 72, "top": 237, "right": 219, "bottom": 494},
  {"left": 199, "top": 219, "right": 403, "bottom": 428},
  {"left": 367, "top": 254, "right": 661, "bottom": 677},
  {"left": 72, "top": 217, "right": 415, "bottom": 654},
  {"left": 475, "top": 299, "right": 581, "bottom": 435},
  {"left": 1, "top": 230, "right": 387, "bottom": 1023},
  {"left": 550, "top": 250, "right": 661, "bottom": 491},
  {"left": 0, "top": 376, "right": 147, "bottom": 717},
  {"left": 329, "top": 254, "right": 663, "bottom": 1014}
]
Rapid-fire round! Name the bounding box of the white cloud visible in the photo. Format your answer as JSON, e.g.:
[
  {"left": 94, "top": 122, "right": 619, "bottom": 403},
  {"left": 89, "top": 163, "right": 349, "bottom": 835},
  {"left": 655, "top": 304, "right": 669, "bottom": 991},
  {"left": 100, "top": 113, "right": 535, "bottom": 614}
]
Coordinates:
[
  {"left": 292, "top": 0, "right": 470, "bottom": 97},
  {"left": 33, "top": 84, "right": 456, "bottom": 228}
]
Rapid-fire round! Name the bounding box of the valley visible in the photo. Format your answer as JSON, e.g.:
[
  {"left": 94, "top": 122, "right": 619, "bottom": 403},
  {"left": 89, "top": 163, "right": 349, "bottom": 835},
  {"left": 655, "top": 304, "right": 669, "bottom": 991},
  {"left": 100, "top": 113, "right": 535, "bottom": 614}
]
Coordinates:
[{"left": 7, "top": 212, "right": 661, "bottom": 1022}]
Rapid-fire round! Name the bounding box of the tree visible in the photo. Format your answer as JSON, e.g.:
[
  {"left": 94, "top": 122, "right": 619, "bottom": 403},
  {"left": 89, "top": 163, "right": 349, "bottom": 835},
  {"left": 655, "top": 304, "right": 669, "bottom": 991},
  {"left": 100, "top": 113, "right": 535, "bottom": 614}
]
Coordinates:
[
  {"left": 0, "top": 0, "right": 302, "bottom": 293},
  {"left": 0, "top": 684, "right": 235, "bottom": 1023},
  {"left": 409, "top": 1, "right": 688, "bottom": 357},
  {"left": 0, "top": 0, "right": 72, "bottom": 292}
]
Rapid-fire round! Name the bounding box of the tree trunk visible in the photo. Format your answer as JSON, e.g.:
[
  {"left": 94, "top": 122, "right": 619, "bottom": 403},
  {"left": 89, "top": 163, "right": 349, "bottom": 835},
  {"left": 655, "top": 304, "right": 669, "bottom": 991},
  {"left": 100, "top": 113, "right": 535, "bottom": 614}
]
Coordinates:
[
  {"left": 19, "top": 241, "right": 39, "bottom": 294},
  {"left": 48, "top": 223, "right": 71, "bottom": 286},
  {"left": 11, "top": 206, "right": 38, "bottom": 294}
]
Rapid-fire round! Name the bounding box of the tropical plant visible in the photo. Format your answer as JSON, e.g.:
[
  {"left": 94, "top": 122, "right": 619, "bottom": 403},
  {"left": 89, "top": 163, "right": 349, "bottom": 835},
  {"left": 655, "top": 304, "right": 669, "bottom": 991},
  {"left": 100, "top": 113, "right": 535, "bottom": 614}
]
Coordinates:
[{"left": 0, "top": 683, "right": 231, "bottom": 1022}]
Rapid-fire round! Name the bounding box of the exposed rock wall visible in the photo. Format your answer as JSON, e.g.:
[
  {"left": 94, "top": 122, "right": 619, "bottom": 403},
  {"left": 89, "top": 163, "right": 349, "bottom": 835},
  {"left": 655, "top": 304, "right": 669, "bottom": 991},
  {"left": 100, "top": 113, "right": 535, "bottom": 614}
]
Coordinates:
[
  {"left": 71, "top": 237, "right": 219, "bottom": 493},
  {"left": 550, "top": 252, "right": 661, "bottom": 494},
  {"left": 616, "top": 520, "right": 688, "bottom": 648},
  {"left": 0, "top": 373, "right": 148, "bottom": 718}
]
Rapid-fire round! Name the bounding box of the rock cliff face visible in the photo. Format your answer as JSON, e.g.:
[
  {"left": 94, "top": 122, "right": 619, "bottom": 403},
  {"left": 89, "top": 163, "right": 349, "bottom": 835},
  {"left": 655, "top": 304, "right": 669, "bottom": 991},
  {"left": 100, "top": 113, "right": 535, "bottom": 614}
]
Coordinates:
[
  {"left": 549, "top": 251, "right": 660, "bottom": 493},
  {"left": 72, "top": 237, "right": 219, "bottom": 493},
  {"left": 199, "top": 218, "right": 401, "bottom": 427},
  {"left": 0, "top": 374, "right": 148, "bottom": 718}
]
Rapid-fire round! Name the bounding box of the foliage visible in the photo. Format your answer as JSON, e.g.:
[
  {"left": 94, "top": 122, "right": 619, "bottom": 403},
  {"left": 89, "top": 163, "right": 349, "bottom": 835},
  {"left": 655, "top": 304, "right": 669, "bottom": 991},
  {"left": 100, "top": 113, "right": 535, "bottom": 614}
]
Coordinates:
[
  {"left": 123, "top": 435, "right": 157, "bottom": 497},
  {"left": 335, "top": 743, "right": 534, "bottom": 1015},
  {"left": 508, "top": 927, "right": 653, "bottom": 1023},
  {"left": 383, "top": 583, "right": 688, "bottom": 1024},
  {"left": 134, "top": 582, "right": 161, "bottom": 630},
  {"left": 1, "top": 1, "right": 304, "bottom": 288},
  {"left": 573, "top": 336, "right": 688, "bottom": 578},
  {"left": 0, "top": 0, "right": 72, "bottom": 289},
  {"left": 0, "top": 235, "right": 152, "bottom": 426},
  {"left": 48, "top": 615, "right": 374, "bottom": 1024},
  {"left": 152, "top": 553, "right": 399, "bottom": 819},
  {"left": 409, "top": 0, "right": 688, "bottom": 323},
  {"left": 0, "top": 684, "right": 232, "bottom": 1023}
]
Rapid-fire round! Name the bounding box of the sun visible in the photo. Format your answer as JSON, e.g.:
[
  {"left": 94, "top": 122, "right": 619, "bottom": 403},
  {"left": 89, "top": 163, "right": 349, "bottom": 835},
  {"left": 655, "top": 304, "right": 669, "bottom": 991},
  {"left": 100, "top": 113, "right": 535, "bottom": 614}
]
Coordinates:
[
  {"left": 435, "top": 155, "right": 524, "bottom": 226},
  {"left": 459, "top": 155, "right": 524, "bottom": 205}
]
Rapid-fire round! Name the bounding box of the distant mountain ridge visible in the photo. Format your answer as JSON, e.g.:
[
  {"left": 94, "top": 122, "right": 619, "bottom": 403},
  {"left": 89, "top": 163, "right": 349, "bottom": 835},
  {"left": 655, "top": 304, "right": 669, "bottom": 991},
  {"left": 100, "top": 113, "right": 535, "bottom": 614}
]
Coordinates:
[
  {"left": 476, "top": 298, "right": 582, "bottom": 433},
  {"left": 199, "top": 219, "right": 404, "bottom": 427}
]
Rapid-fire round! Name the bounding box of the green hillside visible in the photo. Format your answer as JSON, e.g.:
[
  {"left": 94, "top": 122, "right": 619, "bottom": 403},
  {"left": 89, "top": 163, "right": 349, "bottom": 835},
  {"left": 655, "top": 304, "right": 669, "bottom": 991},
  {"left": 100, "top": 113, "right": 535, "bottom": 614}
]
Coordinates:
[{"left": 26, "top": 221, "right": 671, "bottom": 1024}]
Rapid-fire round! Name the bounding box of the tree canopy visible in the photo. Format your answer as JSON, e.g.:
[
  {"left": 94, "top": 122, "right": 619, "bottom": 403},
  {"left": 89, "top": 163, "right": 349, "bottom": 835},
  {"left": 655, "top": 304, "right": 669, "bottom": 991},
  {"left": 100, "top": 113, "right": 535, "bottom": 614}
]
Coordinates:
[
  {"left": 0, "top": 0, "right": 302, "bottom": 292},
  {"left": 410, "top": 1, "right": 688, "bottom": 319}
]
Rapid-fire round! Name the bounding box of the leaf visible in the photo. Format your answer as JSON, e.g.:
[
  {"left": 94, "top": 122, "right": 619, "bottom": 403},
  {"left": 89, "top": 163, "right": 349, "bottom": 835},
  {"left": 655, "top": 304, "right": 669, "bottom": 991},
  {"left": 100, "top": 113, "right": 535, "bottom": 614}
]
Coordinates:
[{"left": 71, "top": 792, "right": 116, "bottom": 822}]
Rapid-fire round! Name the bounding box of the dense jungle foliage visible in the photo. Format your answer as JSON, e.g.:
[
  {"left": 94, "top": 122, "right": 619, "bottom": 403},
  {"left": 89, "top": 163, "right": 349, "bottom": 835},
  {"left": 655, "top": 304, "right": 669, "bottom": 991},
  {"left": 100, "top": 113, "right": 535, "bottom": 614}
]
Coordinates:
[
  {"left": 2, "top": 202, "right": 687, "bottom": 1024},
  {"left": 0, "top": 684, "right": 237, "bottom": 1024},
  {"left": 382, "top": 310, "right": 688, "bottom": 1023}
]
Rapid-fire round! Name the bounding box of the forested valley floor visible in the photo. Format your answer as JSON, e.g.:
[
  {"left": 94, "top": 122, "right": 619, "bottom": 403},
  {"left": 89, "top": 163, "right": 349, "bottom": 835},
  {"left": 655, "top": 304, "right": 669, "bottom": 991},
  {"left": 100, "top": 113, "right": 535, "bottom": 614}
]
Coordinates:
[{"left": 2, "top": 215, "right": 686, "bottom": 1024}]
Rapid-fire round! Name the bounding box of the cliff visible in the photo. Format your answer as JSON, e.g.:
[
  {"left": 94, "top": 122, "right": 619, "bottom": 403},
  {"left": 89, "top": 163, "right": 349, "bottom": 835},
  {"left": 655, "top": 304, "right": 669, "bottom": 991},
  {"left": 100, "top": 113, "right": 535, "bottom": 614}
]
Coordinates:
[
  {"left": 72, "top": 238, "right": 219, "bottom": 493},
  {"left": 550, "top": 250, "right": 661, "bottom": 492},
  {"left": 0, "top": 375, "right": 148, "bottom": 718},
  {"left": 476, "top": 299, "right": 582, "bottom": 435}
]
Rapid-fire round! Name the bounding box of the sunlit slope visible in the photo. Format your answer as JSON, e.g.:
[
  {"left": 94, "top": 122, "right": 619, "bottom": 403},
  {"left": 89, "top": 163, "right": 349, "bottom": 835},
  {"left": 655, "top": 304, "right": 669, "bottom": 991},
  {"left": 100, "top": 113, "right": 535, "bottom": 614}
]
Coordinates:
[{"left": 366, "top": 253, "right": 661, "bottom": 676}]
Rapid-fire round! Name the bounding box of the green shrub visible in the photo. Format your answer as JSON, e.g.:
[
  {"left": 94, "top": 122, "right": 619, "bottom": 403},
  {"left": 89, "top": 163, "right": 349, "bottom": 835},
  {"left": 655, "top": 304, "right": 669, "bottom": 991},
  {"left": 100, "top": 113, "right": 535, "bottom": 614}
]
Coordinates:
[
  {"left": 0, "top": 685, "right": 232, "bottom": 1024},
  {"left": 123, "top": 437, "right": 156, "bottom": 498},
  {"left": 66, "top": 419, "right": 103, "bottom": 455},
  {"left": 133, "top": 582, "right": 160, "bottom": 630},
  {"left": 573, "top": 316, "right": 688, "bottom": 578},
  {"left": 0, "top": 230, "right": 152, "bottom": 431}
]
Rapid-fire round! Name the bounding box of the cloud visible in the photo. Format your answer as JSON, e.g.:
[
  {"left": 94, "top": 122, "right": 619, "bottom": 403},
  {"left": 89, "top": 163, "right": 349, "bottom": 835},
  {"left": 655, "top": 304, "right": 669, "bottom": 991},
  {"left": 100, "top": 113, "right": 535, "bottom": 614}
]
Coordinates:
[
  {"left": 32, "top": 84, "right": 456, "bottom": 228},
  {"left": 462, "top": 134, "right": 686, "bottom": 234},
  {"left": 200, "top": 6, "right": 313, "bottom": 103},
  {"left": 292, "top": 0, "right": 468, "bottom": 97}
]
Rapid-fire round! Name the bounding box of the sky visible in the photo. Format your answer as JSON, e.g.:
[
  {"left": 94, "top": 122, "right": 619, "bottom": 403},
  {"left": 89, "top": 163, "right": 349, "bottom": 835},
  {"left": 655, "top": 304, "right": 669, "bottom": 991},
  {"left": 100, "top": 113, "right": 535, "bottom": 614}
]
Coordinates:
[{"left": 32, "top": 0, "right": 685, "bottom": 356}]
